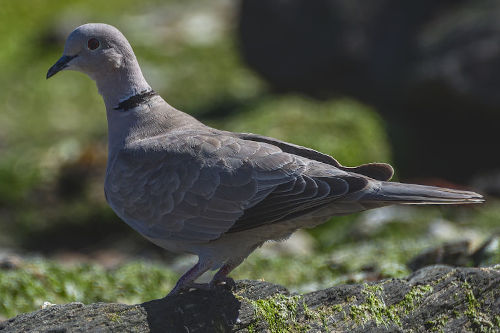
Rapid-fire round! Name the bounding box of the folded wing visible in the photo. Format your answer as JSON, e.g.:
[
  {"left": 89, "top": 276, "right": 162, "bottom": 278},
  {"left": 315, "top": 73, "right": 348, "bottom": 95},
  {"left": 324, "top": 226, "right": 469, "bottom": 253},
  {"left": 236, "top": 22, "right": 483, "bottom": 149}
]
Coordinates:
[{"left": 105, "top": 130, "right": 370, "bottom": 242}]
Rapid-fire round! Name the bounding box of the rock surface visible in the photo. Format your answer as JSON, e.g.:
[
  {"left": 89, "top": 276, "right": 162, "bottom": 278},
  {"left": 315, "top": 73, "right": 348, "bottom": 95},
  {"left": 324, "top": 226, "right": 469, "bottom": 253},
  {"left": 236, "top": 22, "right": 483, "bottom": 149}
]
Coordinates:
[{"left": 1, "top": 265, "right": 499, "bottom": 332}]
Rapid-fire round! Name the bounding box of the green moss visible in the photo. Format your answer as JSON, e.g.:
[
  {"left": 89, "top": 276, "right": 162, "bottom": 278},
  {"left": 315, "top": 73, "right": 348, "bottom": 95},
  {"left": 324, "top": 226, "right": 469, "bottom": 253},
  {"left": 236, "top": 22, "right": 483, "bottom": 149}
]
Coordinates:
[
  {"left": 462, "top": 281, "right": 496, "bottom": 332},
  {"left": 249, "top": 294, "right": 302, "bottom": 333},
  {"left": 398, "top": 284, "right": 433, "bottom": 314},
  {"left": 464, "top": 281, "right": 481, "bottom": 317},
  {"left": 107, "top": 312, "right": 122, "bottom": 323},
  {"left": 301, "top": 301, "right": 315, "bottom": 321},
  {"left": 425, "top": 314, "right": 449, "bottom": 332},
  {"left": 347, "top": 283, "right": 433, "bottom": 328},
  {"left": 300, "top": 302, "right": 345, "bottom": 331},
  {"left": 349, "top": 284, "right": 399, "bottom": 327},
  {"left": 0, "top": 260, "right": 178, "bottom": 318},
  {"left": 242, "top": 293, "right": 326, "bottom": 333}
]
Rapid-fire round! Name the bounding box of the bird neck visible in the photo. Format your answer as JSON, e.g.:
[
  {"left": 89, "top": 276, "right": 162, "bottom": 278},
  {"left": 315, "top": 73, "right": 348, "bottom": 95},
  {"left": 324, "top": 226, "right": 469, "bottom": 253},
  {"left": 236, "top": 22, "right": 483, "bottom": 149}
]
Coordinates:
[
  {"left": 94, "top": 58, "right": 152, "bottom": 112},
  {"left": 92, "top": 58, "right": 152, "bottom": 153}
]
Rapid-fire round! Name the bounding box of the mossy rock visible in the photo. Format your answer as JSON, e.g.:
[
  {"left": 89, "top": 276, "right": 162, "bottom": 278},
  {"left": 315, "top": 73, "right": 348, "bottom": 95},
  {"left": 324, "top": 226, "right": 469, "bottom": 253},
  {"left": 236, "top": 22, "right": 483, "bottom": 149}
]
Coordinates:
[{"left": 2, "top": 265, "right": 498, "bottom": 332}]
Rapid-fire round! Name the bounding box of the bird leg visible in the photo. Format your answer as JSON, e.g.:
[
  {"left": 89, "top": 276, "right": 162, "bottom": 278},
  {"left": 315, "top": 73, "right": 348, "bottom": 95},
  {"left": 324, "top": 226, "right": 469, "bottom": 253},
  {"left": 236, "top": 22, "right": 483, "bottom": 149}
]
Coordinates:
[
  {"left": 167, "top": 260, "right": 211, "bottom": 296},
  {"left": 168, "top": 257, "right": 246, "bottom": 296},
  {"left": 209, "top": 258, "right": 244, "bottom": 289}
]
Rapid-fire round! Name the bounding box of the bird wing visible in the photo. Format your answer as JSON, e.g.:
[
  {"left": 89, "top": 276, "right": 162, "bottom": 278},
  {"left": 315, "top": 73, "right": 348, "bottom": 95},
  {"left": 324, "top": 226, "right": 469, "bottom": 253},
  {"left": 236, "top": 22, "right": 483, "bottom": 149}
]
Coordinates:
[
  {"left": 105, "top": 130, "right": 370, "bottom": 242},
  {"left": 233, "top": 132, "right": 394, "bottom": 181}
]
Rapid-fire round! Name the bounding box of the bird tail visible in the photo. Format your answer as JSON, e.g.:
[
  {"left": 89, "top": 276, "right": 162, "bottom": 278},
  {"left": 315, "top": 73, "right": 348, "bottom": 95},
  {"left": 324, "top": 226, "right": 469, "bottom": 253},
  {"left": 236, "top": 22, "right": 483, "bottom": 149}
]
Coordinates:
[{"left": 360, "top": 181, "right": 484, "bottom": 205}]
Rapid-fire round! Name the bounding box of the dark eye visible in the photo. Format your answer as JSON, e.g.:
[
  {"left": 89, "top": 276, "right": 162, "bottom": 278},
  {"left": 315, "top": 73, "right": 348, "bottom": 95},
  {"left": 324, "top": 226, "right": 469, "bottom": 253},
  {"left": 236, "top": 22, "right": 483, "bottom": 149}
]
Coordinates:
[{"left": 87, "top": 38, "right": 100, "bottom": 50}]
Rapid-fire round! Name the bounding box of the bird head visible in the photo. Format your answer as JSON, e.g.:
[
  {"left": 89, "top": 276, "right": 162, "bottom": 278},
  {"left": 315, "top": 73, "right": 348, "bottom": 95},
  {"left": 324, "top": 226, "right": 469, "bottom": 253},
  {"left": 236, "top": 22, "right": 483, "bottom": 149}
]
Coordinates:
[{"left": 47, "top": 23, "right": 133, "bottom": 80}]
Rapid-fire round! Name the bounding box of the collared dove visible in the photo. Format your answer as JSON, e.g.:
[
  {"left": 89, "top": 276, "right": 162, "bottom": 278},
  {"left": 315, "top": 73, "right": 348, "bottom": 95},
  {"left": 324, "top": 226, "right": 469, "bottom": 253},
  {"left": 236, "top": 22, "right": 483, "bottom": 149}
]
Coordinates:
[{"left": 47, "top": 23, "right": 483, "bottom": 296}]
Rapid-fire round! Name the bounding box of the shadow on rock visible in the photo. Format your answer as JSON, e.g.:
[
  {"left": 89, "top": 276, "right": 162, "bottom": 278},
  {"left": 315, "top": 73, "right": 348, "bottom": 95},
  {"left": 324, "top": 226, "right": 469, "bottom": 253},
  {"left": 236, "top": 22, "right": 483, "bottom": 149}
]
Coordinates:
[
  {"left": 141, "top": 280, "right": 287, "bottom": 332},
  {"left": 142, "top": 286, "right": 241, "bottom": 333}
]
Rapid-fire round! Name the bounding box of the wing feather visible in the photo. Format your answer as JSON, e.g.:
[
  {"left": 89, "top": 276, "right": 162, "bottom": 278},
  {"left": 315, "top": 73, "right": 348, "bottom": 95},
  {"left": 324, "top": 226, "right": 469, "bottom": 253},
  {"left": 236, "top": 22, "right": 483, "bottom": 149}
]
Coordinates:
[
  {"left": 105, "top": 131, "right": 369, "bottom": 242},
  {"left": 234, "top": 132, "right": 394, "bottom": 181}
]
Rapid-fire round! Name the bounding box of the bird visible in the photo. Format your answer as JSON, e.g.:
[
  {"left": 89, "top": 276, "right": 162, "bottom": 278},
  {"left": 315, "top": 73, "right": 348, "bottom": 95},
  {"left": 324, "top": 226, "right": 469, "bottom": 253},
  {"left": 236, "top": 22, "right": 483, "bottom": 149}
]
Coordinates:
[{"left": 47, "top": 23, "right": 484, "bottom": 296}]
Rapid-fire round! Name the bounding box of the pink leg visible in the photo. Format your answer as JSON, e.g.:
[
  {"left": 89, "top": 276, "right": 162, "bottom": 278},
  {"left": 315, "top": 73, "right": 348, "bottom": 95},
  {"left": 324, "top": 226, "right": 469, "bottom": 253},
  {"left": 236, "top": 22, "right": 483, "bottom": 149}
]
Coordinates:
[
  {"left": 210, "top": 257, "right": 244, "bottom": 287},
  {"left": 167, "top": 261, "right": 211, "bottom": 296}
]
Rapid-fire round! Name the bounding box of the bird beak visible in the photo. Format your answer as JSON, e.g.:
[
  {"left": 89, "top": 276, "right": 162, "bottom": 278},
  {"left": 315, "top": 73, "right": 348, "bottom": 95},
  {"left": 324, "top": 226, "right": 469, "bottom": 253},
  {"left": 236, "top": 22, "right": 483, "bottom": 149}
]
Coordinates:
[{"left": 46, "top": 55, "right": 78, "bottom": 79}]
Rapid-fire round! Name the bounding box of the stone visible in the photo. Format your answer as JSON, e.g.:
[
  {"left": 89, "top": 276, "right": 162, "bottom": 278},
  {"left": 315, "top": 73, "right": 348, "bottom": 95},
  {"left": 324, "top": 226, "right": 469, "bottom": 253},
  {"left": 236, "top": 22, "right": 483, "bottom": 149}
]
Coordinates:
[
  {"left": 407, "top": 240, "right": 472, "bottom": 271},
  {"left": 1, "top": 265, "right": 498, "bottom": 332}
]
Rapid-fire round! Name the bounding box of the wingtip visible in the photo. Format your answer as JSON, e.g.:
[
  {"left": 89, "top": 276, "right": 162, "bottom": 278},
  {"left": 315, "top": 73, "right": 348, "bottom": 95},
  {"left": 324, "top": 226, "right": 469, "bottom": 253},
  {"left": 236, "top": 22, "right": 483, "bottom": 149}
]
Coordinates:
[
  {"left": 452, "top": 190, "right": 485, "bottom": 204},
  {"left": 466, "top": 192, "right": 485, "bottom": 204}
]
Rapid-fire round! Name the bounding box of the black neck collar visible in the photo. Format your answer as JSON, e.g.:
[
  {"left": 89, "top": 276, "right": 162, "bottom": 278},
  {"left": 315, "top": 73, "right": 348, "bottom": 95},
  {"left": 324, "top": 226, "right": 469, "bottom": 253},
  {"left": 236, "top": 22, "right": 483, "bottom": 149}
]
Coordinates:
[{"left": 114, "top": 89, "right": 158, "bottom": 111}]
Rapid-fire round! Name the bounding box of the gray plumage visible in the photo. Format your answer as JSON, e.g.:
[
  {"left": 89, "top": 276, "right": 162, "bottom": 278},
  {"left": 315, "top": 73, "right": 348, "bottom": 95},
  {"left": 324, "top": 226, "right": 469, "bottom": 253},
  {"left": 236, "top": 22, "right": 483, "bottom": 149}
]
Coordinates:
[{"left": 47, "top": 23, "right": 484, "bottom": 295}]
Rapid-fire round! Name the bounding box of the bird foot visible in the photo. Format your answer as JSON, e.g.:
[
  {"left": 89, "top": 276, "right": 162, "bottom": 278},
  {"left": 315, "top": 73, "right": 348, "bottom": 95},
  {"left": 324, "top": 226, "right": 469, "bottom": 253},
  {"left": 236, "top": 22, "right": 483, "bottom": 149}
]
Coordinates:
[
  {"left": 210, "top": 277, "right": 236, "bottom": 290},
  {"left": 187, "top": 282, "right": 212, "bottom": 291},
  {"left": 166, "top": 282, "right": 212, "bottom": 297}
]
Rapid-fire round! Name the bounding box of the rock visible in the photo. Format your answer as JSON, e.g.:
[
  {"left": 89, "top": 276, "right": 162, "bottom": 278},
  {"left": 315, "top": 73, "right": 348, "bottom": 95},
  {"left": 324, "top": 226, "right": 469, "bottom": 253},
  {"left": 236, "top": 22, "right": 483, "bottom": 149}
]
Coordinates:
[
  {"left": 1, "top": 265, "right": 498, "bottom": 332},
  {"left": 0, "top": 253, "right": 22, "bottom": 270},
  {"left": 407, "top": 240, "right": 472, "bottom": 271},
  {"left": 472, "top": 234, "right": 500, "bottom": 267},
  {"left": 408, "top": 236, "right": 500, "bottom": 271}
]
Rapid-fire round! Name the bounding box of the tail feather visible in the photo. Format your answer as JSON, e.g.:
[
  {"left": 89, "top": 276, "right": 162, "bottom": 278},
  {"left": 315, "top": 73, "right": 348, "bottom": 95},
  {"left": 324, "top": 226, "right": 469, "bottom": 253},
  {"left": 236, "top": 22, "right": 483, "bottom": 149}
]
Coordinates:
[{"left": 361, "top": 182, "right": 484, "bottom": 205}]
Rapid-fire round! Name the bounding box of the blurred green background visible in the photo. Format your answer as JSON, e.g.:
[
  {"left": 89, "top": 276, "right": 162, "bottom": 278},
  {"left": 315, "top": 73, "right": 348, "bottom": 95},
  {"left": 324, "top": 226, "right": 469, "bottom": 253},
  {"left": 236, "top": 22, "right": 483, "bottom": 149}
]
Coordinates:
[{"left": 0, "top": 0, "right": 498, "bottom": 320}]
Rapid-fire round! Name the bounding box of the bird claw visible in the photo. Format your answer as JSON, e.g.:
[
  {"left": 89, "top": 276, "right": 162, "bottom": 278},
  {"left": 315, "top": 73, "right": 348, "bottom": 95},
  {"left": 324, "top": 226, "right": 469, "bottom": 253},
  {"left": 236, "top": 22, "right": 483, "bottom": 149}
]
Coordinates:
[
  {"left": 166, "top": 282, "right": 212, "bottom": 297},
  {"left": 187, "top": 282, "right": 211, "bottom": 291},
  {"left": 210, "top": 277, "right": 236, "bottom": 290}
]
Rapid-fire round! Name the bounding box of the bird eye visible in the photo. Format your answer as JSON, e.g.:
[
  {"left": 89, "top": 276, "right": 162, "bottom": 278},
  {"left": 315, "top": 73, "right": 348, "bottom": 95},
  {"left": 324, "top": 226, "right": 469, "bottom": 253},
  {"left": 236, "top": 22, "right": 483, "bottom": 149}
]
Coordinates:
[{"left": 87, "top": 38, "right": 100, "bottom": 50}]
